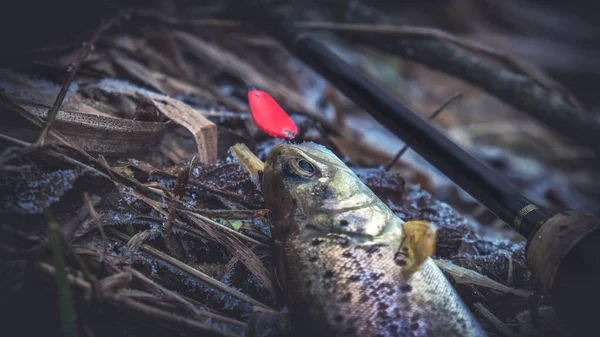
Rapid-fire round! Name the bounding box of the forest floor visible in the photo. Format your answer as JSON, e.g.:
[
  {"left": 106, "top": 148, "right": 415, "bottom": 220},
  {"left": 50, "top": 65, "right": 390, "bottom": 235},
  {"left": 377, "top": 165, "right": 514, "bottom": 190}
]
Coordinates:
[{"left": 2, "top": 1, "right": 600, "bottom": 337}]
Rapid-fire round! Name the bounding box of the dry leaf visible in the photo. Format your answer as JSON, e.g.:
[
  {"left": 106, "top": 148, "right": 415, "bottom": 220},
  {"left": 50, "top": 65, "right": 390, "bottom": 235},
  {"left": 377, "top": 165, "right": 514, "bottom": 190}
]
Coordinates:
[
  {"left": 175, "top": 31, "right": 331, "bottom": 126},
  {"left": 91, "top": 79, "right": 218, "bottom": 164},
  {"left": 0, "top": 70, "right": 169, "bottom": 155},
  {"left": 109, "top": 48, "right": 216, "bottom": 102}
]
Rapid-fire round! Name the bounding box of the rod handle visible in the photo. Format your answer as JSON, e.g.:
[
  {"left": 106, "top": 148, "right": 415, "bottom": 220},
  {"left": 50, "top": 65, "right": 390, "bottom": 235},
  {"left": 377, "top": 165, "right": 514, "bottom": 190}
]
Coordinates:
[{"left": 527, "top": 211, "right": 600, "bottom": 336}]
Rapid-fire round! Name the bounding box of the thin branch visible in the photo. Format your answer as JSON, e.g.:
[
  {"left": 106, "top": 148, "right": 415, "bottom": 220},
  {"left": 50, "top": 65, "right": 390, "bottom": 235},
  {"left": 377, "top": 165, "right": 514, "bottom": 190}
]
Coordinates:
[
  {"left": 127, "top": 267, "right": 246, "bottom": 328},
  {"left": 18, "top": 191, "right": 101, "bottom": 258},
  {"left": 185, "top": 211, "right": 269, "bottom": 248},
  {"left": 35, "top": 262, "right": 240, "bottom": 337},
  {"left": 113, "top": 296, "right": 240, "bottom": 337},
  {"left": 0, "top": 133, "right": 110, "bottom": 178},
  {"left": 137, "top": 12, "right": 578, "bottom": 110},
  {"left": 106, "top": 228, "right": 271, "bottom": 310},
  {"left": 1, "top": 128, "right": 269, "bottom": 251},
  {"left": 153, "top": 11, "right": 600, "bottom": 154},
  {"left": 314, "top": 1, "right": 600, "bottom": 154},
  {"left": 123, "top": 188, "right": 269, "bottom": 248},
  {"left": 84, "top": 192, "right": 106, "bottom": 240},
  {"left": 434, "top": 259, "right": 532, "bottom": 298},
  {"left": 296, "top": 22, "right": 580, "bottom": 108},
  {"left": 37, "top": 12, "right": 126, "bottom": 145},
  {"left": 474, "top": 303, "right": 519, "bottom": 337},
  {"left": 385, "top": 92, "right": 462, "bottom": 170}
]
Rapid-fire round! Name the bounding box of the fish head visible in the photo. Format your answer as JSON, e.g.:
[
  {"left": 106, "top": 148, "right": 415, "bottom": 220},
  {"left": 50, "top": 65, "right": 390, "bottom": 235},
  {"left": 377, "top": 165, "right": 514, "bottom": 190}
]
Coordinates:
[{"left": 262, "top": 142, "right": 393, "bottom": 241}]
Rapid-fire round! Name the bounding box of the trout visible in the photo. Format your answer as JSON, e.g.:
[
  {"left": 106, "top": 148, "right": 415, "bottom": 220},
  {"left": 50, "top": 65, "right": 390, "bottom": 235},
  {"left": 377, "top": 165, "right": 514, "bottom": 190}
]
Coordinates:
[{"left": 262, "top": 142, "right": 486, "bottom": 337}]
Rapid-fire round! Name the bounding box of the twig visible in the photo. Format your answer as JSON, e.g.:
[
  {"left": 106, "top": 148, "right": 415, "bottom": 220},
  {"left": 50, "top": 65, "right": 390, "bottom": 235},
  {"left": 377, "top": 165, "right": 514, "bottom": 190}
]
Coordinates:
[
  {"left": 296, "top": 22, "right": 578, "bottom": 106},
  {"left": 506, "top": 254, "right": 514, "bottom": 287},
  {"left": 3, "top": 120, "right": 258, "bottom": 234},
  {"left": 385, "top": 92, "right": 462, "bottom": 170},
  {"left": 113, "top": 296, "right": 240, "bottom": 337},
  {"left": 184, "top": 213, "right": 276, "bottom": 296},
  {"left": 0, "top": 133, "right": 110, "bottom": 180},
  {"left": 138, "top": 12, "right": 578, "bottom": 110},
  {"left": 174, "top": 30, "right": 343, "bottom": 136},
  {"left": 35, "top": 261, "right": 239, "bottom": 337},
  {"left": 174, "top": 157, "right": 195, "bottom": 199},
  {"left": 106, "top": 228, "right": 271, "bottom": 309},
  {"left": 474, "top": 303, "right": 519, "bottom": 337},
  {"left": 311, "top": 2, "right": 600, "bottom": 154},
  {"left": 168, "top": 11, "right": 600, "bottom": 154},
  {"left": 188, "top": 176, "right": 256, "bottom": 206},
  {"left": 36, "top": 12, "right": 125, "bottom": 145},
  {"left": 184, "top": 211, "right": 269, "bottom": 248},
  {"left": 434, "top": 259, "right": 531, "bottom": 298},
  {"left": 124, "top": 188, "right": 268, "bottom": 248},
  {"left": 127, "top": 267, "right": 246, "bottom": 328},
  {"left": 127, "top": 229, "right": 156, "bottom": 251},
  {"left": 94, "top": 272, "right": 133, "bottom": 301},
  {"left": 21, "top": 194, "right": 101, "bottom": 258},
  {"left": 190, "top": 208, "right": 269, "bottom": 220},
  {"left": 84, "top": 193, "right": 106, "bottom": 240},
  {"left": 37, "top": 261, "right": 91, "bottom": 292}
]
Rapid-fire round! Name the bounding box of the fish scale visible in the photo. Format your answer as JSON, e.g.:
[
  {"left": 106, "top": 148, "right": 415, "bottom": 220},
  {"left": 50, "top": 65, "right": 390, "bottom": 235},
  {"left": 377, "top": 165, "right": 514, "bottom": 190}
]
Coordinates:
[{"left": 262, "top": 143, "right": 486, "bottom": 337}]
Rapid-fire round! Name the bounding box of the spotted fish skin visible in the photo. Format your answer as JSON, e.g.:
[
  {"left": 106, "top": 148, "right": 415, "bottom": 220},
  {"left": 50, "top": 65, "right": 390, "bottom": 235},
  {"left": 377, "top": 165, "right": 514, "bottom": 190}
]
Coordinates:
[{"left": 262, "top": 143, "right": 486, "bottom": 337}]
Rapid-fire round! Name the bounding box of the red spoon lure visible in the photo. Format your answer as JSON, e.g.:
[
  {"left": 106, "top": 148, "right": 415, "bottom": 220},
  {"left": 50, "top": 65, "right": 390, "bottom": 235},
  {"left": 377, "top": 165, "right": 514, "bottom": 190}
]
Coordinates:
[{"left": 248, "top": 90, "right": 297, "bottom": 139}]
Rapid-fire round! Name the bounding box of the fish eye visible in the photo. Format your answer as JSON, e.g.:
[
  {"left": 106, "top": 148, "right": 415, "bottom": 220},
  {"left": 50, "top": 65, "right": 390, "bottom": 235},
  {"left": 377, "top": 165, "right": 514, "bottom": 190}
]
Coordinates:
[
  {"left": 298, "top": 159, "right": 315, "bottom": 174},
  {"left": 285, "top": 157, "right": 316, "bottom": 178}
]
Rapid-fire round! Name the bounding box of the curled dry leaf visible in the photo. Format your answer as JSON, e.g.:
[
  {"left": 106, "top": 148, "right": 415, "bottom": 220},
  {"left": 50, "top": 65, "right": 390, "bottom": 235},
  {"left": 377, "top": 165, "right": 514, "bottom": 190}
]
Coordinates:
[
  {"left": 151, "top": 97, "right": 217, "bottom": 164},
  {"left": 91, "top": 79, "right": 218, "bottom": 164},
  {"left": 0, "top": 69, "right": 218, "bottom": 163},
  {"left": 0, "top": 69, "right": 169, "bottom": 155}
]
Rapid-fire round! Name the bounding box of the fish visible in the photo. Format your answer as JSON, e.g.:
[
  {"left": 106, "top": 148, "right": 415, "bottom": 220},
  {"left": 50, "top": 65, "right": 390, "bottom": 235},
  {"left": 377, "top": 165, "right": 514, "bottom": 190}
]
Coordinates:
[{"left": 261, "top": 142, "right": 487, "bottom": 337}]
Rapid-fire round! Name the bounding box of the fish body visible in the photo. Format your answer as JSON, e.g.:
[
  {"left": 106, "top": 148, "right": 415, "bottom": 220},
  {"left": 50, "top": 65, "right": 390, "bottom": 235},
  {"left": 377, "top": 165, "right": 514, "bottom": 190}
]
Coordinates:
[{"left": 262, "top": 142, "right": 486, "bottom": 337}]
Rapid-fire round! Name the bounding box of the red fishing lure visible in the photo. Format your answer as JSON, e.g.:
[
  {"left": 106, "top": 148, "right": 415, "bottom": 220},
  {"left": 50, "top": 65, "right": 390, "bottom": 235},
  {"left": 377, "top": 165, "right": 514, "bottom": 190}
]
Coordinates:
[{"left": 248, "top": 90, "right": 297, "bottom": 139}]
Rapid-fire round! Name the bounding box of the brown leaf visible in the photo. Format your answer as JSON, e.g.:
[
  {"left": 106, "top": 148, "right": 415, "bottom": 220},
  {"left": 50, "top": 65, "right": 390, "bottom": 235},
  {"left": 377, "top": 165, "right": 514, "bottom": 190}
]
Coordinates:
[
  {"left": 92, "top": 79, "right": 218, "bottom": 164},
  {"left": 174, "top": 31, "right": 332, "bottom": 127},
  {"left": 109, "top": 48, "right": 216, "bottom": 102},
  {"left": 151, "top": 97, "right": 218, "bottom": 164},
  {"left": 0, "top": 70, "right": 169, "bottom": 155}
]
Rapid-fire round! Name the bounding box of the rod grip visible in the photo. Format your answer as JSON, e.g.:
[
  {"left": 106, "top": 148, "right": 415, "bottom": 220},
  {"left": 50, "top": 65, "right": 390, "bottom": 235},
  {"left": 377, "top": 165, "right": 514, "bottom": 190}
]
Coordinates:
[{"left": 527, "top": 211, "right": 600, "bottom": 336}]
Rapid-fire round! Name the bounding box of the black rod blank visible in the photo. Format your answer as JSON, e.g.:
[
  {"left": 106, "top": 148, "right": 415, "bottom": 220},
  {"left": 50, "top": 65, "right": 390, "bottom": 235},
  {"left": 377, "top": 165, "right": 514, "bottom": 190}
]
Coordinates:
[{"left": 237, "top": 4, "right": 549, "bottom": 238}]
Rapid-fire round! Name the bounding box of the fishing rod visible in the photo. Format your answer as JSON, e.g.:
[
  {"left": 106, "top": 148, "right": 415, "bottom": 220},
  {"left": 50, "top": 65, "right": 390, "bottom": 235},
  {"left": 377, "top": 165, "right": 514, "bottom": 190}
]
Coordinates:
[{"left": 231, "top": 3, "right": 600, "bottom": 336}]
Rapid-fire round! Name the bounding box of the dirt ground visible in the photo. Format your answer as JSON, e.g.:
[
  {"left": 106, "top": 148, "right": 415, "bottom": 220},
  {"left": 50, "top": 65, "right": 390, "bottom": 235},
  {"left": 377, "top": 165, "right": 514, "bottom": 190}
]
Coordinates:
[{"left": 2, "top": 1, "right": 600, "bottom": 336}]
